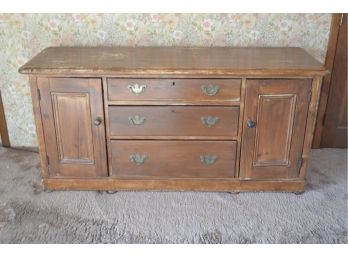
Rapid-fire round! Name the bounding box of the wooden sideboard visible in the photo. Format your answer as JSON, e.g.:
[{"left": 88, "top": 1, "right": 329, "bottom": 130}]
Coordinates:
[{"left": 19, "top": 47, "right": 327, "bottom": 193}]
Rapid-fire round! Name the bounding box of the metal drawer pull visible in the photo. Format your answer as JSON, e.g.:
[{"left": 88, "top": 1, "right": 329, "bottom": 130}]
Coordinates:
[
  {"left": 201, "top": 85, "right": 220, "bottom": 96},
  {"left": 200, "top": 154, "right": 217, "bottom": 165},
  {"left": 129, "top": 154, "right": 148, "bottom": 165},
  {"left": 127, "top": 84, "right": 146, "bottom": 95},
  {"left": 201, "top": 116, "right": 219, "bottom": 128},
  {"left": 128, "top": 115, "right": 146, "bottom": 125}
]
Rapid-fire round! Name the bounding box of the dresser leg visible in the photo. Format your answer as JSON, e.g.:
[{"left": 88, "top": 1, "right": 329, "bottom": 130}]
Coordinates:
[
  {"left": 106, "top": 190, "right": 118, "bottom": 194},
  {"left": 33, "top": 183, "right": 53, "bottom": 194},
  {"left": 293, "top": 191, "right": 304, "bottom": 195}
]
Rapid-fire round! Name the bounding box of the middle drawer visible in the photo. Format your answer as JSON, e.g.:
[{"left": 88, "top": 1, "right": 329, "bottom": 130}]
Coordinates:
[{"left": 109, "top": 106, "right": 239, "bottom": 138}]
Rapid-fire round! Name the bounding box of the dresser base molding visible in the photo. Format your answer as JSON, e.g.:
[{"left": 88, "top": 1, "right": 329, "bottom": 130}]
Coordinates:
[{"left": 42, "top": 178, "right": 306, "bottom": 193}]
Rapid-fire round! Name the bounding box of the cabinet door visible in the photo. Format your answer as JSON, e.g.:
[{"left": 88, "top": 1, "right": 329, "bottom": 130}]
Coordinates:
[
  {"left": 240, "top": 79, "right": 311, "bottom": 179},
  {"left": 38, "top": 78, "right": 107, "bottom": 178}
]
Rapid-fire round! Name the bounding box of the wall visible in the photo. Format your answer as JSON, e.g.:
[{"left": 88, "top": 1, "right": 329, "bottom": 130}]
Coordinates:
[{"left": 0, "top": 13, "right": 331, "bottom": 146}]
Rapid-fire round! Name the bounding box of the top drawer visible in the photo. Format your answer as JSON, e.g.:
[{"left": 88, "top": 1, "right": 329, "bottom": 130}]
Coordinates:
[{"left": 107, "top": 78, "right": 241, "bottom": 105}]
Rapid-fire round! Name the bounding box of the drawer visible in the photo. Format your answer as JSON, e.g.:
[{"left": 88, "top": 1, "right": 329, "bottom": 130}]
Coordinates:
[
  {"left": 108, "top": 106, "right": 239, "bottom": 139},
  {"left": 107, "top": 78, "right": 241, "bottom": 105},
  {"left": 111, "top": 140, "right": 236, "bottom": 178}
]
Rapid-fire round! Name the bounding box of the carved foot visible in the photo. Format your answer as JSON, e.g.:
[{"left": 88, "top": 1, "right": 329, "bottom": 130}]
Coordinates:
[
  {"left": 33, "top": 183, "right": 53, "bottom": 193},
  {"left": 293, "top": 191, "right": 304, "bottom": 195},
  {"left": 33, "top": 183, "right": 44, "bottom": 194},
  {"left": 106, "top": 190, "right": 118, "bottom": 194}
]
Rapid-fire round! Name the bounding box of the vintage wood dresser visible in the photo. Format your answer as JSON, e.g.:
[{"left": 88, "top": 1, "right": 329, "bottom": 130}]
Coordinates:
[{"left": 19, "top": 47, "right": 327, "bottom": 193}]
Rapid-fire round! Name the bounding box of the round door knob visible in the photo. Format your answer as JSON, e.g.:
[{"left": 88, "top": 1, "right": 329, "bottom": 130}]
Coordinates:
[
  {"left": 94, "top": 117, "right": 102, "bottom": 126},
  {"left": 247, "top": 119, "right": 256, "bottom": 128}
]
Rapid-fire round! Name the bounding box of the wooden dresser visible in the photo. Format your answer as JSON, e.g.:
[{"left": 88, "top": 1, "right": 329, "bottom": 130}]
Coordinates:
[{"left": 19, "top": 47, "right": 327, "bottom": 193}]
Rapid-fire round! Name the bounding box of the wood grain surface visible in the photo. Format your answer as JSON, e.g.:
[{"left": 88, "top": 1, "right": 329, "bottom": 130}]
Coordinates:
[
  {"left": 19, "top": 47, "right": 326, "bottom": 76},
  {"left": 20, "top": 46, "right": 325, "bottom": 192},
  {"left": 240, "top": 79, "right": 311, "bottom": 179},
  {"left": 108, "top": 106, "right": 239, "bottom": 138},
  {"left": 43, "top": 177, "right": 306, "bottom": 193},
  {"left": 111, "top": 140, "right": 236, "bottom": 178},
  {"left": 107, "top": 78, "right": 241, "bottom": 105},
  {"left": 37, "top": 78, "right": 107, "bottom": 178}
]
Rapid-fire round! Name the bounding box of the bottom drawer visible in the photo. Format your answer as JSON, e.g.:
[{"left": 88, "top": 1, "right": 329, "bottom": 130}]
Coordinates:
[{"left": 111, "top": 140, "right": 236, "bottom": 178}]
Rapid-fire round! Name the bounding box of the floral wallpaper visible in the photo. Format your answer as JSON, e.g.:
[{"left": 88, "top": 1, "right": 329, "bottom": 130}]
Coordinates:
[{"left": 0, "top": 13, "right": 331, "bottom": 147}]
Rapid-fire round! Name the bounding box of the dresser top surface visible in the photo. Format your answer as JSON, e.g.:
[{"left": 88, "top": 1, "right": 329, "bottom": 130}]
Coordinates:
[{"left": 19, "top": 46, "right": 326, "bottom": 76}]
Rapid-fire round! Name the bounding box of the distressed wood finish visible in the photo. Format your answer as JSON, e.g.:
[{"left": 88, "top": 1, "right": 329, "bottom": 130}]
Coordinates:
[
  {"left": 102, "top": 77, "right": 113, "bottom": 177},
  {"left": 240, "top": 79, "right": 311, "bottom": 179},
  {"left": 108, "top": 78, "right": 241, "bottom": 105},
  {"left": 28, "top": 76, "right": 49, "bottom": 178},
  {"left": 19, "top": 47, "right": 326, "bottom": 76},
  {"left": 299, "top": 77, "right": 323, "bottom": 178},
  {"left": 19, "top": 46, "right": 326, "bottom": 192},
  {"left": 111, "top": 140, "right": 236, "bottom": 178},
  {"left": 108, "top": 106, "right": 239, "bottom": 138},
  {"left": 43, "top": 178, "right": 306, "bottom": 193},
  {"left": 235, "top": 78, "right": 247, "bottom": 176},
  {"left": 37, "top": 78, "right": 107, "bottom": 178}
]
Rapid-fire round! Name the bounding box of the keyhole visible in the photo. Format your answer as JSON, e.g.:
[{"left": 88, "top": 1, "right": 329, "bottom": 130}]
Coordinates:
[{"left": 172, "top": 81, "right": 176, "bottom": 86}]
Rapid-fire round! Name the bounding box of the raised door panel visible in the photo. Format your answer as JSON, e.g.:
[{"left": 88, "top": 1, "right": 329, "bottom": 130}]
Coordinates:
[
  {"left": 38, "top": 78, "right": 107, "bottom": 178},
  {"left": 240, "top": 79, "right": 311, "bottom": 179},
  {"left": 52, "top": 92, "right": 96, "bottom": 164},
  {"left": 253, "top": 94, "right": 296, "bottom": 166}
]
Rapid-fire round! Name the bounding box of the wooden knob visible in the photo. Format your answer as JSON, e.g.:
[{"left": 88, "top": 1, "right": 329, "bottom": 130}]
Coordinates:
[
  {"left": 247, "top": 119, "right": 256, "bottom": 128},
  {"left": 94, "top": 117, "right": 102, "bottom": 126}
]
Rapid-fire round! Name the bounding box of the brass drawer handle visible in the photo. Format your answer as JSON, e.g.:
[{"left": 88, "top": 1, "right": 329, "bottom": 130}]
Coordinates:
[
  {"left": 129, "top": 154, "right": 147, "bottom": 165},
  {"left": 201, "top": 85, "right": 220, "bottom": 96},
  {"left": 201, "top": 116, "right": 219, "bottom": 128},
  {"left": 200, "top": 154, "right": 217, "bottom": 165},
  {"left": 128, "top": 115, "right": 146, "bottom": 125},
  {"left": 127, "top": 84, "right": 146, "bottom": 95}
]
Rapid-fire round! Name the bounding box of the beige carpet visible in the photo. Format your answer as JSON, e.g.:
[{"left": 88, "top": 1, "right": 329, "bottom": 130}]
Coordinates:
[{"left": 0, "top": 146, "right": 346, "bottom": 243}]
